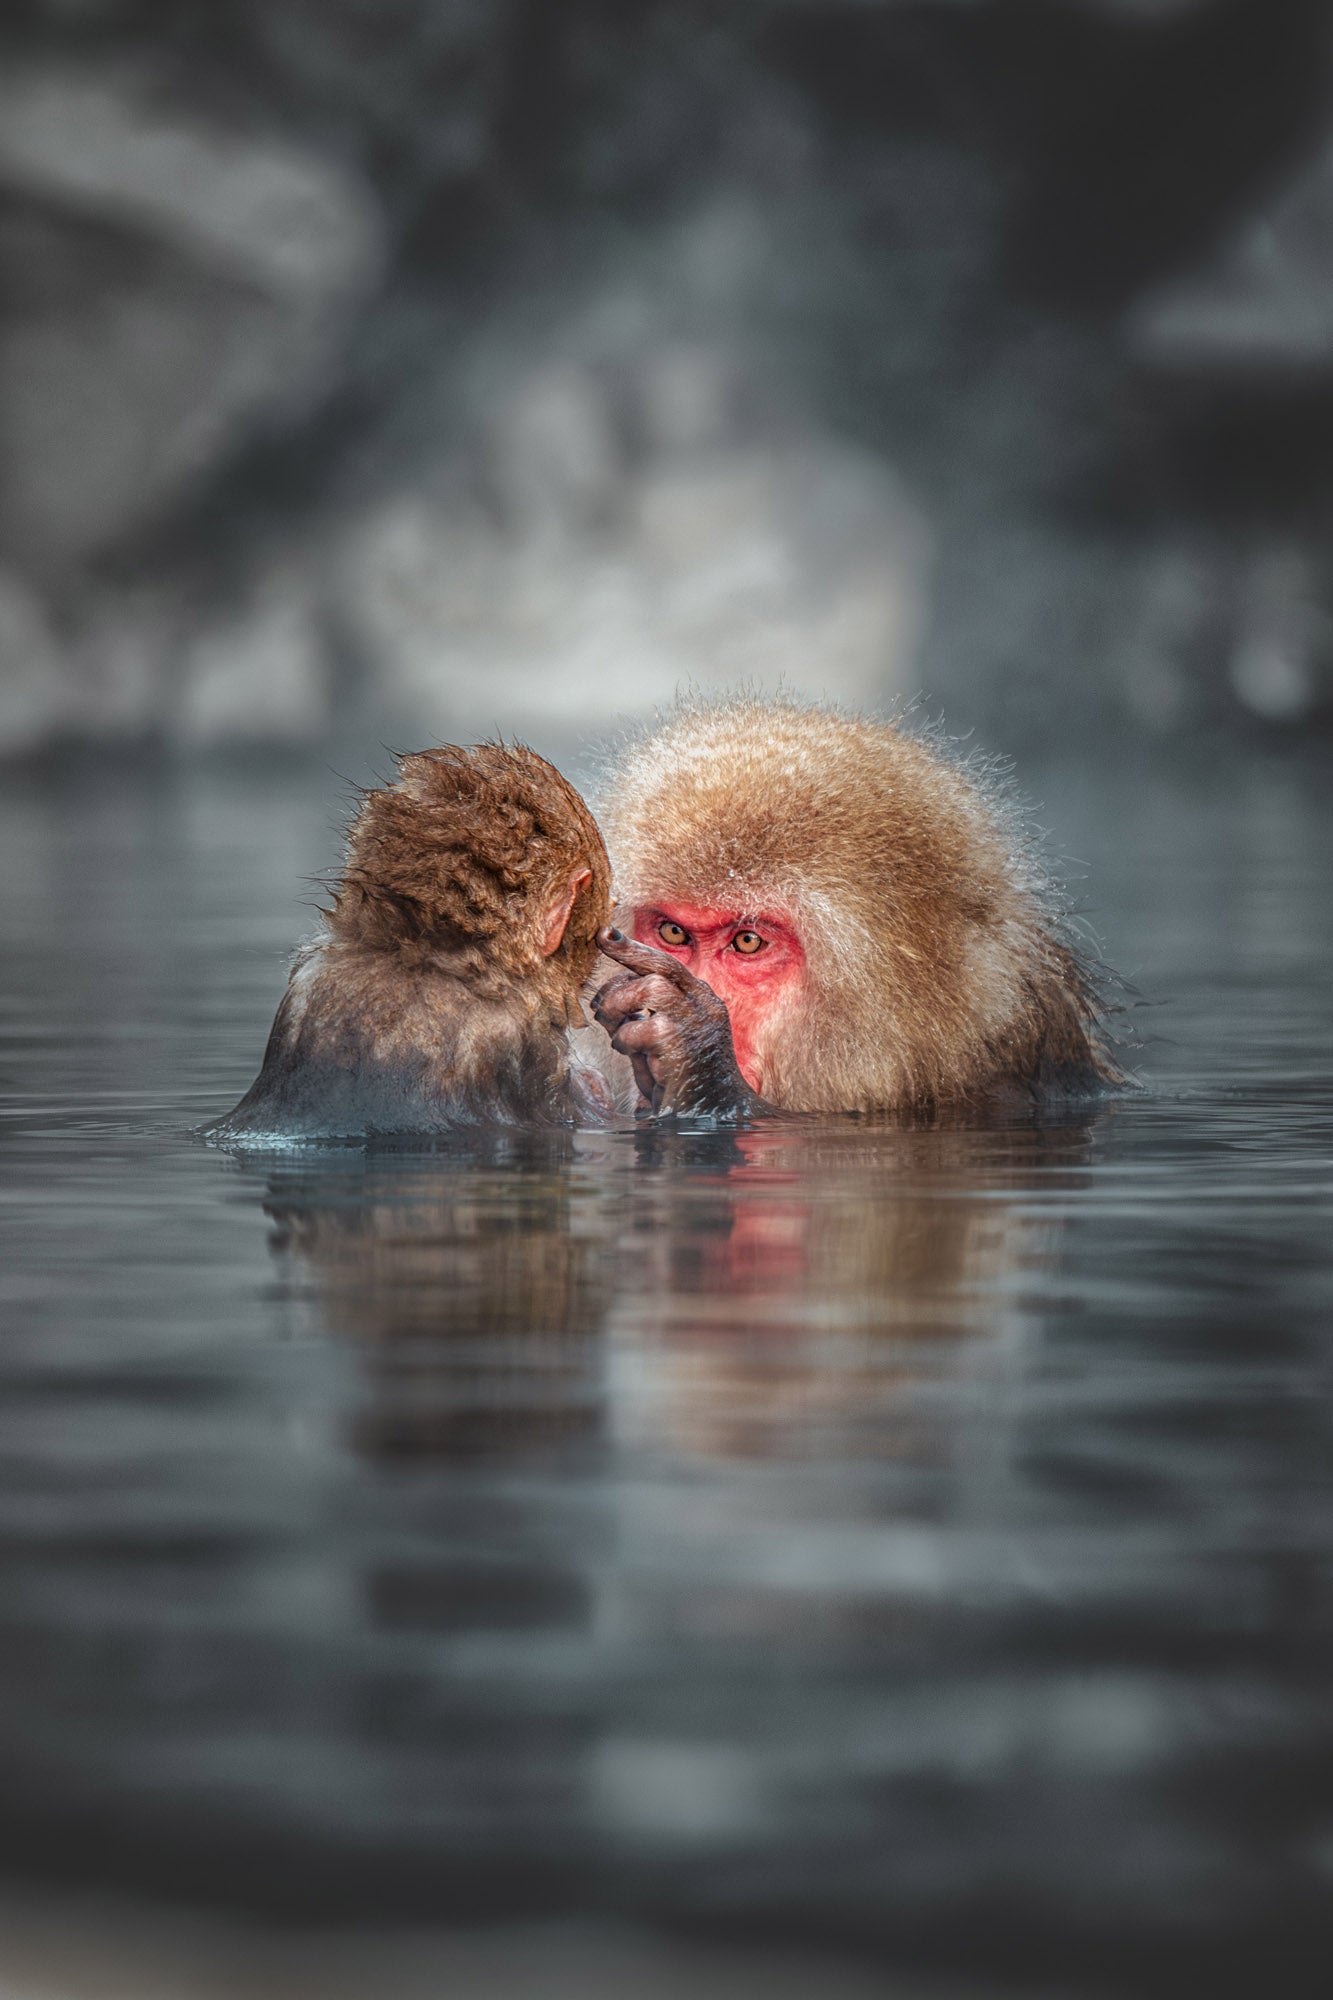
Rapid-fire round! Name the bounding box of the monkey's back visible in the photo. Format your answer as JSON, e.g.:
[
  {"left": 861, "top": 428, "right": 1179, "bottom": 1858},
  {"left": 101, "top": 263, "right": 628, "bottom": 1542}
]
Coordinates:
[{"left": 209, "top": 945, "right": 574, "bottom": 1143}]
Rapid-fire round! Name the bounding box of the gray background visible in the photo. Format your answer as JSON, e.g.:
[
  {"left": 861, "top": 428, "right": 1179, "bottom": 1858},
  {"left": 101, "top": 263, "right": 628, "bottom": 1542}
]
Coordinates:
[{"left": 3, "top": 0, "right": 1332, "bottom": 764}]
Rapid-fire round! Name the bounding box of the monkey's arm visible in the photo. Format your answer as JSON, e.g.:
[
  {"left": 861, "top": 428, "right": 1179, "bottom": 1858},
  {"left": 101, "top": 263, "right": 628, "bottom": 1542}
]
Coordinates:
[{"left": 590, "top": 929, "right": 773, "bottom": 1120}]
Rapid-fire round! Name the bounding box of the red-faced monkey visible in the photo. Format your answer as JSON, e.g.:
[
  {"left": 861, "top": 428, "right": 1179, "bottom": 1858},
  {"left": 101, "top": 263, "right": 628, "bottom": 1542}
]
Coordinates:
[
  {"left": 590, "top": 696, "right": 1123, "bottom": 1117},
  {"left": 210, "top": 744, "right": 621, "bottom": 1140}
]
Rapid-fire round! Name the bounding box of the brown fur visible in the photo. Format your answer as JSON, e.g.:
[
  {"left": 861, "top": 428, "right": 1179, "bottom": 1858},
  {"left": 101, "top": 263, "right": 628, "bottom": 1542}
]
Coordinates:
[
  {"left": 598, "top": 695, "right": 1122, "bottom": 1114},
  {"left": 211, "top": 744, "right": 613, "bottom": 1140}
]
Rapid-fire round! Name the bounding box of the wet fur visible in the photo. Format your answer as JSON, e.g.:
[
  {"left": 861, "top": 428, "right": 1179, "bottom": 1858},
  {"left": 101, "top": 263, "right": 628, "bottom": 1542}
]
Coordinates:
[
  {"left": 211, "top": 744, "right": 612, "bottom": 1141},
  {"left": 596, "top": 694, "right": 1123, "bottom": 1115}
]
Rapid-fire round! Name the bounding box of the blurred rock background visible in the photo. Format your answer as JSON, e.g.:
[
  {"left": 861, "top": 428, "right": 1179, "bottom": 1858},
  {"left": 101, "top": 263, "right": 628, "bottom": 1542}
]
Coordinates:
[{"left": 1, "top": 0, "right": 1331, "bottom": 760}]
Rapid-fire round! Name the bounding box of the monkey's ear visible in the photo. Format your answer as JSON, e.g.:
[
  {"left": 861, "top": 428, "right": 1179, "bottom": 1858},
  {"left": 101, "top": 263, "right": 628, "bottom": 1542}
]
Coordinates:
[{"left": 541, "top": 867, "right": 593, "bottom": 957}]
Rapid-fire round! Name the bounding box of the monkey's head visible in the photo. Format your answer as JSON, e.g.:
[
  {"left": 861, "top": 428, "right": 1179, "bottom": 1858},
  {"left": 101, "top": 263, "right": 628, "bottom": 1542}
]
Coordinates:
[
  {"left": 600, "top": 695, "right": 1107, "bottom": 1111},
  {"left": 328, "top": 744, "right": 611, "bottom": 999}
]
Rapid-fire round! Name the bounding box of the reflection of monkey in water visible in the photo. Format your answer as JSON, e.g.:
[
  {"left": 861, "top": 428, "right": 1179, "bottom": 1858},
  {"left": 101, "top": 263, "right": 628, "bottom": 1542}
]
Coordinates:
[
  {"left": 612, "top": 1117, "right": 1096, "bottom": 1464},
  {"left": 211, "top": 744, "right": 618, "bottom": 1140},
  {"left": 257, "top": 1137, "right": 615, "bottom": 1463},
  {"left": 591, "top": 696, "right": 1125, "bottom": 1117},
  {"left": 254, "top": 1118, "right": 1093, "bottom": 1470}
]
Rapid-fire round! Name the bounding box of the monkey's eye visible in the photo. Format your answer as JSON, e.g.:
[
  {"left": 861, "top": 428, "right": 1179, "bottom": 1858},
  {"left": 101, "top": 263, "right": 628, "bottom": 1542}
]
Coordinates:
[
  {"left": 658, "top": 920, "right": 690, "bottom": 948},
  {"left": 731, "top": 930, "right": 766, "bottom": 955}
]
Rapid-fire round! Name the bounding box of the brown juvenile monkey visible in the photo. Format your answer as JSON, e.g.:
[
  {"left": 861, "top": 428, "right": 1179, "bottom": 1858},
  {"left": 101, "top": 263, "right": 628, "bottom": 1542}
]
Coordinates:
[
  {"left": 210, "top": 743, "right": 621, "bottom": 1140},
  {"left": 591, "top": 695, "right": 1123, "bottom": 1117}
]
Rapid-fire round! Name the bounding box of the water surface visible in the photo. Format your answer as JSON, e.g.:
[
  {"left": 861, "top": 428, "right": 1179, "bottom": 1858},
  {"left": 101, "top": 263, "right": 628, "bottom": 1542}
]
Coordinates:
[{"left": 1, "top": 755, "right": 1330, "bottom": 1996}]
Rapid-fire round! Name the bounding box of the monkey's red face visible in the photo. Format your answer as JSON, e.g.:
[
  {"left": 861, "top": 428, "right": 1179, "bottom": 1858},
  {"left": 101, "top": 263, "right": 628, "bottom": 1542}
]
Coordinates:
[{"left": 630, "top": 903, "right": 806, "bottom": 1093}]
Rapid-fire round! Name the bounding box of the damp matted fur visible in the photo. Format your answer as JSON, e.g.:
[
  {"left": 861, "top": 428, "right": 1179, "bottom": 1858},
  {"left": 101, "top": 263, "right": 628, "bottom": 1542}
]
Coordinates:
[{"left": 210, "top": 742, "right": 613, "bottom": 1141}]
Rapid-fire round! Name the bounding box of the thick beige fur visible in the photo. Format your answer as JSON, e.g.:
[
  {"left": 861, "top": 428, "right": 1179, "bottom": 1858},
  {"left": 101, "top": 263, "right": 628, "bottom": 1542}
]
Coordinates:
[{"left": 597, "top": 694, "right": 1120, "bottom": 1113}]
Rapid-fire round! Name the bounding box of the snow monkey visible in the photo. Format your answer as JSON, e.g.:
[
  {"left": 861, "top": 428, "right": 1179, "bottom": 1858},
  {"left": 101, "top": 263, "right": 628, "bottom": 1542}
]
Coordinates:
[
  {"left": 590, "top": 696, "right": 1122, "bottom": 1117},
  {"left": 209, "top": 744, "right": 626, "bottom": 1140}
]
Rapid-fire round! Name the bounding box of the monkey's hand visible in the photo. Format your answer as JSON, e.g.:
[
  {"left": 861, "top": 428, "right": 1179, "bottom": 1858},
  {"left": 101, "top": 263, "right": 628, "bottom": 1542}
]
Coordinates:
[{"left": 591, "top": 928, "right": 772, "bottom": 1120}]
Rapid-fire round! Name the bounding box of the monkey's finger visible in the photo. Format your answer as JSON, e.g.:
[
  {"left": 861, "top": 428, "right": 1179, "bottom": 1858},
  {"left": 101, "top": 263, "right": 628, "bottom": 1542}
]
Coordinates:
[
  {"left": 597, "top": 928, "right": 701, "bottom": 994},
  {"left": 590, "top": 975, "right": 637, "bottom": 1028},
  {"left": 590, "top": 969, "right": 652, "bottom": 1016},
  {"left": 608, "top": 1016, "right": 673, "bottom": 1058},
  {"left": 628, "top": 1051, "right": 660, "bottom": 1109},
  {"left": 592, "top": 973, "right": 678, "bottom": 1027}
]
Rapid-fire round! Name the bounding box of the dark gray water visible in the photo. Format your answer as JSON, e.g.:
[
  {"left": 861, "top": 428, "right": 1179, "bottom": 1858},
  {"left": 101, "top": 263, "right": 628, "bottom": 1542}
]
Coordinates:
[{"left": 1, "top": 755, "right": 1331, "bottom": 1997}]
